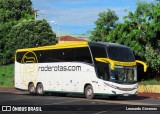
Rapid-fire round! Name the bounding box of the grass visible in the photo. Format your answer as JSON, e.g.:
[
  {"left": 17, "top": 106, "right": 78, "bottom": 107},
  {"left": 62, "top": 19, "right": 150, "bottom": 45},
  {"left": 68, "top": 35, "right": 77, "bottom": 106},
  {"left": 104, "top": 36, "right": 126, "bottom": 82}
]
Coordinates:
[
  {"left": 139, "top": 79, "right": 160, "bottom": 85},
  {"left": 0, "top": 64, "right": 14, "bottom": 87}
]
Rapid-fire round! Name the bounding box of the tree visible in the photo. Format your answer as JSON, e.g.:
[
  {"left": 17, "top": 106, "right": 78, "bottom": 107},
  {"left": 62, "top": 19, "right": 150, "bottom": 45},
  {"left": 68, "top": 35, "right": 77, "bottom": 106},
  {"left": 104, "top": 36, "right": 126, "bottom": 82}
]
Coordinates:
[
  {"left": 0, "top": 0, "right": 34, "bottom": 22},
  {"left": 4, "top": 19, "right": 57, "bottom": 64},
  {"left": 114, "top": 2, "right": 160, "bottom": 77},
  {"left": 90, "top": 1, "right": 160, "bottom": 78},
  {"left": 89, "top": 9, "right": 119, "bottom": 42},
  {"left": 0, "top": 0, "right": 34, "bottom": 65}
]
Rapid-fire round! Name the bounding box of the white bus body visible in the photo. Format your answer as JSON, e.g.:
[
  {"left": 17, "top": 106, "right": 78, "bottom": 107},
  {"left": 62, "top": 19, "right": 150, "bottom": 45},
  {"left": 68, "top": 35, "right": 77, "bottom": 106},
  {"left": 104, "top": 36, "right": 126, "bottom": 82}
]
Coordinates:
[{"left": 15, "top": 42, "right": 147, "bottom": 99}]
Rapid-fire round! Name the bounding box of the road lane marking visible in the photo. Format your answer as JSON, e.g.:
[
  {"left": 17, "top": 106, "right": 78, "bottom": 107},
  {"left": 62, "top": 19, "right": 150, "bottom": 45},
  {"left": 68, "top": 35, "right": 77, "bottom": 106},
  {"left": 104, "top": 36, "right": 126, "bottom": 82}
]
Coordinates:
[
  {"left": 89, "top": 99, "right": 160, "bottom": 106},
  {"left": 44, "top": 99, "right": 84, "bottom": 105},
  {"left": 0, "top": 94, "right": 159, "bottom": 106},
  {"left": 93, "top": 106, "right": 126, "bottom": 114},
  {"left": 94, "top": 111, "right": 107, "bottom": 114}
]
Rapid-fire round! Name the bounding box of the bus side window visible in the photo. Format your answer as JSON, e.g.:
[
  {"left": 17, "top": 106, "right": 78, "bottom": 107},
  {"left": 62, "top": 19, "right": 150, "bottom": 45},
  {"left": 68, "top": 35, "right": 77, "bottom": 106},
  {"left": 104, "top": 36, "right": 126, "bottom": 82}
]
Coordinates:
[
  {"left": 53, "top": 49, "right": 63, "bottom": 62},
  {"left": 62, "top": 48, "right": 75, "bottom": 62},
  {"left": 89, "top": 45, "right": 107, "bottom": 62},
  {"left": 16, "top": 52, "right": 25, "bottom": 63},
  {"left": 38, "top": 49, "right": 63, "bottom": 63},
  {"left": 75, "top": 47, "right": 92, "bottom": 64},
  {"left": 96, "top": 62, "right": 109, "bottom": 80},
  {"left": 40, "top": 50, "right": 55, "bottom": 63},
  {"left": 90, "top": 45, "right": 109, "bottom": 81},
  {"left": 35, "top": 51, "right": 43, "bottom": 63}
]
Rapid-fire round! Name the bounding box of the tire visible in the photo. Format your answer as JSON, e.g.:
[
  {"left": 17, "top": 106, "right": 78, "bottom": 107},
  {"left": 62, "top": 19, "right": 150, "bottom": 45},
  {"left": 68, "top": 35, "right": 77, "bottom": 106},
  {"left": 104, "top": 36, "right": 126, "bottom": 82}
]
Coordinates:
[
  {"left": 36, "top": 83, "right": 44, "bottom": 95},
  {"left": 28, "top": 83, "right": 36, "bottom": 95},
  {"left": 85, "top": 85, "right": 94, "bottom": 99}
]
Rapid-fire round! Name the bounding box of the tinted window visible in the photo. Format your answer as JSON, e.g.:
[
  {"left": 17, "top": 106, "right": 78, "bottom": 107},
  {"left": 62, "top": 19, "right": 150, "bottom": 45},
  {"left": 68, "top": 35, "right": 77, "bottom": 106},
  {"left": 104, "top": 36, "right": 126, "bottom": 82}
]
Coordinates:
[
  {"left": 42, "top": 49, "right": 63, "bottom": 62},
  {"left": 75, "top": 47, "right": 92, "bottom": 64},
  {"left": 16, "top": 49, "right": 63, "bottom": 63},
  {"left": 96, "top": 62, "right": 110, "bottom": 81},
  {"left": 107, "top": 46, "right": 135, "bottom": 62},
  {"left": 62, "top": 48, "right": 75, "bottom": 61},
  {"left": 16, "top": 51, "right": 39, "bottom": 63},
  {"left": 89, "top": 45, "right": 109, "bottom": 80},
  {"left": 17, "top": 47, "right": 92, "bottom": 63},
  {"left": 90, "top": 45, "right": 107, "bottom": 62},
  {"left": 16, "top": 52, "right": 25, "bottom": 63}
]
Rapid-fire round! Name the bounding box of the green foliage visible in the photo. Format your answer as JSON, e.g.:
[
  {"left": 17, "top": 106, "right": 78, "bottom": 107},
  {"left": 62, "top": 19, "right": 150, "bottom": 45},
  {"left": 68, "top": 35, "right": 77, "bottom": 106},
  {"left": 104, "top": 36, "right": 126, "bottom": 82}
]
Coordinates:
[
  {"left": 90, "top": 1, "right": 160, "bottom": 77},
  {"left": 0, "top": 0, "right": 57, "bottom": 65},
  {"left": 139, "top": 79, "right": 160, "bottom": 85},
  {"left": 4, "top": 19, "right": 56, "bottom": 64},
  {"left": 0, "top": 64, "right": 14, "bottom": 87},
  {"left": 0, "top": 0, "right": 34, "bottom": 65},
  {"left": 0, "top": 0, "right": 34, "bottom": 22},
  {"left": 89, "top": 9, "right": 119, "bottom": 42}
]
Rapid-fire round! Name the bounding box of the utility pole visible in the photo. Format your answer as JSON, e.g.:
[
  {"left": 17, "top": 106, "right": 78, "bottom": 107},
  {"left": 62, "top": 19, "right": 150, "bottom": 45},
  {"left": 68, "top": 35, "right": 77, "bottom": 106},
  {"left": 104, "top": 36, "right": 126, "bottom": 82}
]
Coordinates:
[
  {"left": 34, "top": 9, "right": 39, "bottom": 20},
  {"left": 50, "top": 21, "right": 60, "bottom": 42},
  {"left": 39, "top": 13, "right": 47, "bottom": 20}
]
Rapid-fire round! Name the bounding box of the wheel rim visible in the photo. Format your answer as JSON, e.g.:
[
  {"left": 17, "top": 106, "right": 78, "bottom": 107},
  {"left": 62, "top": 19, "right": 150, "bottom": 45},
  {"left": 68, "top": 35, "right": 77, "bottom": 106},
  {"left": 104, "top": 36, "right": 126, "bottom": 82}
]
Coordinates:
[
  {"left": 87, "top": 88, "right": 92, "bottom": 96},
  {"left": 38, "top": 86, "right": 43, "bottom": 94},
  {"left": 29, "top": 85, "right": 35, "bottom": 93},
  {"left": 30, "top": 86, "right": 34, "bottom": 92}
]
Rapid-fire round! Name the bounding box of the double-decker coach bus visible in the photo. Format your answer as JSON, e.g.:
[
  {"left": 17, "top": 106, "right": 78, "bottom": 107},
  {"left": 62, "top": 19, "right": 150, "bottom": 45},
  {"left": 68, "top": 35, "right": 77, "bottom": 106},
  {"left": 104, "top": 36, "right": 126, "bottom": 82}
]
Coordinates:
[{"left": 15, "top": 42, "right": 147, "bottom": 99}]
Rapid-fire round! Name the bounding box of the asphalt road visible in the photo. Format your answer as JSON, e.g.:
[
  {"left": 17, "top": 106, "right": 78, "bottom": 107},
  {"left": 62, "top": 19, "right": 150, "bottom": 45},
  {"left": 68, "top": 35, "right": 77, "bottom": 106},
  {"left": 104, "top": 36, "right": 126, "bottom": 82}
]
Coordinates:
[{"left": 0, "top": 92, "right": 160, "bottom": 114}]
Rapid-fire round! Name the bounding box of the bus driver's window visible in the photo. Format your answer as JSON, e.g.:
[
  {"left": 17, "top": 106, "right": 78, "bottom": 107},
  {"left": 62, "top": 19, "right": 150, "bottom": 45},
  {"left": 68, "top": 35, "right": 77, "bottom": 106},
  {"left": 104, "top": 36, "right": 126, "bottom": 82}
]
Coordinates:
[{"left": 96, "top": 62, "right": 109, "bottom": 81}]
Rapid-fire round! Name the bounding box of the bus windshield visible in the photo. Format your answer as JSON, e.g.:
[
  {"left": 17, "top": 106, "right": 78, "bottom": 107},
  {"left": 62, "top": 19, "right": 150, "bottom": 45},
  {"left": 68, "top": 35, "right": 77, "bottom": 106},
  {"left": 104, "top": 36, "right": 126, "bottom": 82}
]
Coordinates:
[
  {"left": 110, "top": 66, "right": 137, "bottom": 84},
  {"left": 107, "top": 46, "right": 135, "bottom": 62}
]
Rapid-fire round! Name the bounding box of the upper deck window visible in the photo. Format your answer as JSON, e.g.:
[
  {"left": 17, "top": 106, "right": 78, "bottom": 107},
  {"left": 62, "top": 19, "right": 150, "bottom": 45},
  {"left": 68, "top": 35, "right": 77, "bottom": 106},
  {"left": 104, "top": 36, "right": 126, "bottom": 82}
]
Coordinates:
[{"left": 107, "top": 46, "right": 135, "bottom": 62}]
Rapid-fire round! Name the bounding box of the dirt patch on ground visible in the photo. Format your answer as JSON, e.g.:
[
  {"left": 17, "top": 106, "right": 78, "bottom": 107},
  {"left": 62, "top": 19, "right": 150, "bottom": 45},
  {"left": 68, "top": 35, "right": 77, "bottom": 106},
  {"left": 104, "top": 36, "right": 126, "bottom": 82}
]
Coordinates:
[{"left": 138, "top": 92, "right": 160, "bottom": 99}]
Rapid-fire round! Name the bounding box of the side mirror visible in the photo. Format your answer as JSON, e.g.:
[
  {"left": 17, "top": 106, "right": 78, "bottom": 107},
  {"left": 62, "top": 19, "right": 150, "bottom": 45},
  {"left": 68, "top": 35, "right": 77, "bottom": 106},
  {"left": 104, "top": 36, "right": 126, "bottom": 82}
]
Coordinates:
[{"left": 135, "top": 60, "right": 147, "bottom": 72}]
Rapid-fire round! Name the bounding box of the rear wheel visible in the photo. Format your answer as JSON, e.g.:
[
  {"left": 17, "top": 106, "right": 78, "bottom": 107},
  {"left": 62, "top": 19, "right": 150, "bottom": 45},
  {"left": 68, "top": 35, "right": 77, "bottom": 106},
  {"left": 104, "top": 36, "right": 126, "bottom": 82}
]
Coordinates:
[
  {"left": 36, "top": 83, "right": 44, "bottom": 95},
  {"left": 28, "top": 83, "right": 36, "bottom": 95},
  {"left": 85, "top": 85, "right": 94, "bottom": 99}
]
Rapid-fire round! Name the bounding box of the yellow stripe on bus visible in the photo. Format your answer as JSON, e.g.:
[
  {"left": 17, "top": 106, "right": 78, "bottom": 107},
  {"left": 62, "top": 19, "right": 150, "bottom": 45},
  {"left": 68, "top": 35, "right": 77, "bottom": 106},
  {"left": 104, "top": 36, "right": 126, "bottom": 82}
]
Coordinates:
[
  {"left": 135, "top": 60, "right": 147, "bottom": 72},
  {"left": 95, "top": 58, "right": 147, "bottom": 72},
  {"left": 16, "top": 42, "right": 88, "bottom": 52}
]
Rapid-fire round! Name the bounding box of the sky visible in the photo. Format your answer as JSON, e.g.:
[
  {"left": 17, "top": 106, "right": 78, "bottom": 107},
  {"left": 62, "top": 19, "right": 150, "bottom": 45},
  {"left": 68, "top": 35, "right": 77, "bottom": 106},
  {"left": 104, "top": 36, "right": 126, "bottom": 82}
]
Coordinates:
[{"left": 31, "top": 0, "right": 154, "bottom": 35}]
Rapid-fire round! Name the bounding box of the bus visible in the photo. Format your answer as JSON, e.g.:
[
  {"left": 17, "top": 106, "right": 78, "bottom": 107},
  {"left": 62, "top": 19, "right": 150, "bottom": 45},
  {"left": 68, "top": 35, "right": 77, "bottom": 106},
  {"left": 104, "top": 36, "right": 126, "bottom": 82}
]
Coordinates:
[{"left": 15, "top": 42, "right": 147, "bottom": 99}]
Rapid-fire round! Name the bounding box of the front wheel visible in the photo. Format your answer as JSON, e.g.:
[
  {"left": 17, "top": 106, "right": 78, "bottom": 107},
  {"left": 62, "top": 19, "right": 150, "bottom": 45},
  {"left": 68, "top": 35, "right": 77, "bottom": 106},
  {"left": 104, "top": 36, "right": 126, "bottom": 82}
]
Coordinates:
[
  {"left": 85, "top": 85, "right": 94, "bottom": 99},
  {"left": 36, "top": 83, "right": 44, "bottom": 95}
]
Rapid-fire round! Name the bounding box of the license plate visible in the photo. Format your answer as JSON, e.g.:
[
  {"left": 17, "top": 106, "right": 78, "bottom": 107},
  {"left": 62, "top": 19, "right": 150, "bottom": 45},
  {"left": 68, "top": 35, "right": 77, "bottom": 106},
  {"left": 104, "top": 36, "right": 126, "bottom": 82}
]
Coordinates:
[{"left": 123, "top": 93, "right": 129, "bottom": 96}]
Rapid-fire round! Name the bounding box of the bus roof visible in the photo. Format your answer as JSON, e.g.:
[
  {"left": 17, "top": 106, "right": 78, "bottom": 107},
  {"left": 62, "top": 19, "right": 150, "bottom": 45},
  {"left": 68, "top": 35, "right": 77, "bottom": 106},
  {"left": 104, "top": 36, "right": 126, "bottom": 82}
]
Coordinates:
[
  {"left": 16, "top": 41, "right": 130, "bottom": 52},
  {"left": 16, "top": 42, "right": 88, "bottom": 52},
  {"left": 89, "top": 42, "right": 130, "bottom": 49}
]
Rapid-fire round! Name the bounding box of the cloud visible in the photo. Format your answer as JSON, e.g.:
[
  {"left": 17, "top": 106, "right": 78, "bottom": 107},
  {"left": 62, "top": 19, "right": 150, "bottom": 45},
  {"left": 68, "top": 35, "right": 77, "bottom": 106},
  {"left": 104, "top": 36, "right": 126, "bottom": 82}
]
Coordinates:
[
  {"left": 31, "top": 0, "right": 135, "bottom": 34},
  {"left": 37, "top": 6, "right": 130, "bottom": 24}
]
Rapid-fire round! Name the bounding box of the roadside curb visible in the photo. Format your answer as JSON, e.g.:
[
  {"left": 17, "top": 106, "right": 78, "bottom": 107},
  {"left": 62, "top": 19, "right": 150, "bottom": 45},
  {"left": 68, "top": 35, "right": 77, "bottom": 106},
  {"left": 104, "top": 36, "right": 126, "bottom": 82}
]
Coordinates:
[
  {"left": 138, "top": 92, "right": 160, "bottom": 99},
  {"left": 0, "top": 88, "right": 14, "bottom": 93},
  {"left": 0, "top": 88, "right": 29, "bottom": 94}
]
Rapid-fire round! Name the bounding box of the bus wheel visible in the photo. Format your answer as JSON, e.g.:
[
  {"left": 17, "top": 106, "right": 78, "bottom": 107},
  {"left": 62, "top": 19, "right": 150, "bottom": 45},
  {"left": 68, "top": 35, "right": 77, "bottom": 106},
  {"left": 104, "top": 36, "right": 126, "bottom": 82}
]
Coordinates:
[
  {"left": 85, "top": 85, "right": 94, "bottom": 99},
  {"left": 36, "top": 83, "right": 44, "bottom": 95},
  {"left": 28, "top": 83, "right": 36, "bottom": 95}
]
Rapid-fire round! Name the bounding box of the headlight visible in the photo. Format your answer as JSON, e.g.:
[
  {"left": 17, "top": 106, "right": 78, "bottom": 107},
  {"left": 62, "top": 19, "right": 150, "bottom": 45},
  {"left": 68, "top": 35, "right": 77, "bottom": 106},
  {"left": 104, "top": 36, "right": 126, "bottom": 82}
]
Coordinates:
[
  {"left": 134, "top": 85, "right": 138, "bottom": 89},
  {"left": 104, "top": 82, "right": 118, "bottom": 89}
]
